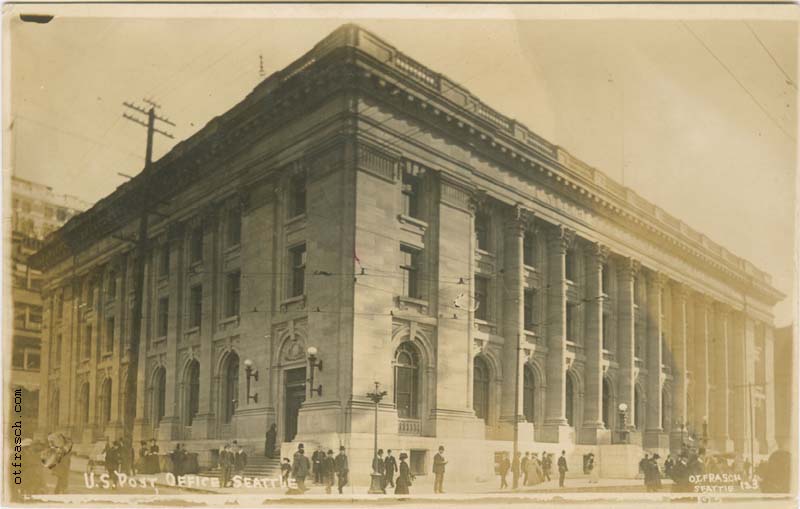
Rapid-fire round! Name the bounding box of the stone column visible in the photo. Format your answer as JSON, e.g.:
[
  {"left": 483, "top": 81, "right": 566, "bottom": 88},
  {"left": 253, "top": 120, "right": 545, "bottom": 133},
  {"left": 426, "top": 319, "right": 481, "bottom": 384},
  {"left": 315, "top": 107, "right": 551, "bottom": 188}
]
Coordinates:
[
  {"left": 159, "top": 225, "right": 185, "bottom": 440},
  {"left": 542, "top": 225, "right": 574, "bottom": 443},
  {"left": 763, "top": 325, "right": 777, "bottom": 452},
  {"left": 580, "top": 243, "right": 607, "bottom": 444},
  {"left": 37, "top": 293, "right": 53, "bottom": 437},
  {"left": 499, "top": 206, "right": 528, "bottom": 438},
  {"left": 711, "top": 303, "right": 733, "bottom": 452},
  {"left": 729, "top": 311, "right": 748, "bottom": 454},
  {"left": 617, "top": 257, "right": 638, "bottom": 432},
  {"left": 644, "top": 271, "right": 666, "bottom": 449},
  {"left": 670, "top": 283, "right": 689, "bottom": 450},
  {"left": 693, "top": 294, "right": 712, "bottom": 444},
  {"left": 133, "top": 255, "right": 152, "bottom": 443}
]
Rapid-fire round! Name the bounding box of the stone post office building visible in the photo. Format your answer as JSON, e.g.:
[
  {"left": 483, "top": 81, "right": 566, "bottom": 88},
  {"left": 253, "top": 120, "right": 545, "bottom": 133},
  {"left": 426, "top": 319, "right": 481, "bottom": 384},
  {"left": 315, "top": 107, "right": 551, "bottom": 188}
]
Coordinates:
[{"left": 32, "top": 25, "right": 784, "bottom": 480}]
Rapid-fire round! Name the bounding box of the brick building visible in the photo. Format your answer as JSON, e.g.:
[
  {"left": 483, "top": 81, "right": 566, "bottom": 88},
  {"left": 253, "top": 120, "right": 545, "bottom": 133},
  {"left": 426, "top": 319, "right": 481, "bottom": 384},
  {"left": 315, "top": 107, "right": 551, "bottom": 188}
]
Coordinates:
[{"left": 31, "top": 25, "right": 784, "bottom": 481}]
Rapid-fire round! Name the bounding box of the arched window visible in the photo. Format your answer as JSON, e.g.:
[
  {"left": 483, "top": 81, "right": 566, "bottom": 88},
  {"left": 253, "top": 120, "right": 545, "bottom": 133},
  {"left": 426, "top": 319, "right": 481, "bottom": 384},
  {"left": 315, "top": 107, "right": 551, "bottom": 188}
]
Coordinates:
[
  {"left": 222, "top": 353, "right": 239, "bottom": 424},
  {"left": 473, "top": 357, "right": 490, "bottom": 423},
  {"left": 100, "top": 379, "right": 112, "bottom": 427},
  {"left": 602, "top": 378, "right": 612, "bottom": 429},
  {"left": 565, "top": 373, "right": 575, "bottom": 427},
  {"left": 185, "top": 361, "right": 200, "bottom": 426},
  {"left": 661, "top": 387, "right": 670, "bottom": 431},
  {"left": 152, "top": 368, "right": 166, "bottom": 427},
  {"left": 394, "top": 342, "right": 420, "bottom": 419},
  {"left": 523, "top": 366, "right": 535, "bottom": 423},
  {"left": 80, "top": 383, "right": 90, "bottom": 425},
  {"left": 634, "top": 386, "right": 644, "bottom": 430}
]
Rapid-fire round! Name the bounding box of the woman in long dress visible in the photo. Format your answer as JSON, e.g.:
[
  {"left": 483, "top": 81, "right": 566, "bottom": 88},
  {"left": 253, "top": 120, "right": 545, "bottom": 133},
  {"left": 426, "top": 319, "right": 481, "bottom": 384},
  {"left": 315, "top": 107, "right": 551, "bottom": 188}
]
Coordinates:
[
  {"left": 588, "top": 453, "right": 600, "bottom": 483},
  {"left": 525, "top": 454, "right": 544, "bottom": 486},
  {"left": 395, "top": 453, "right": 414, "bottom": 495}
]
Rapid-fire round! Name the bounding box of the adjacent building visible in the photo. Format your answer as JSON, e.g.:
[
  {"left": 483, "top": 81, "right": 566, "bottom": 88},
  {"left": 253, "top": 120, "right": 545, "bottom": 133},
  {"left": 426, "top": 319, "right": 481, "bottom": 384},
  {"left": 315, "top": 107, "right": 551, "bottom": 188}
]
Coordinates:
[
  {"left": 10, "top": 176, "right": 89, "bottom": 434},
  {"left": 31, "top": 25, "right": 785, "bottom": 481}
]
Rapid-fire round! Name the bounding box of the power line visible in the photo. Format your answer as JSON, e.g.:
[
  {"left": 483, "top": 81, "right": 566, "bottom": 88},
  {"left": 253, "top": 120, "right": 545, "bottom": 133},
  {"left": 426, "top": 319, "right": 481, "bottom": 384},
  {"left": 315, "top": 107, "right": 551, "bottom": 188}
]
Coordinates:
[
  {"left": 680, "top": 20, "right": 793, "bottom": 141},
  {"left": 743, "top": 21, "right": 797, "bottom": 90}
]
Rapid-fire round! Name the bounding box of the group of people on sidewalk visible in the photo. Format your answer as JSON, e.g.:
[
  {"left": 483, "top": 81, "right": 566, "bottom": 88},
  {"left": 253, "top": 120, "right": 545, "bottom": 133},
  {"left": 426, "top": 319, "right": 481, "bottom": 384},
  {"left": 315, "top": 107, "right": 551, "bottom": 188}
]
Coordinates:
[
  {"left": 371, "top": 445, "right": 447, "bottom": 495},
  {"left": 217, "top": 441, "right": 248, "bottom": 488},
  {"left": 283, "top": 443, "right": 349, "bottom": 494},
  {"left": 498, "top": 450, "right": 567, "bottom": 489}
]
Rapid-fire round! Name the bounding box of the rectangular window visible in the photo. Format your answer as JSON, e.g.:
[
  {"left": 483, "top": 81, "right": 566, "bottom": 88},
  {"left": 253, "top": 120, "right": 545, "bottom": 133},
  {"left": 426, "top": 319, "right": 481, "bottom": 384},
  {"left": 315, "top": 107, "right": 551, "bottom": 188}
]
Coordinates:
[
  {"left": 54, "top": 334, "right": 62, "bottom": 366},
  {"left": 566, "top": 302, "right": 577, "bottom": 340},
  {"left": 602, "top": 313, "right": 610, "bottom": 350},
  {"left": 475, "top": 212, "right": 490, "bottom": 252},
  {"left": 474, "top": 276, "right": 490, "bottom": 321},
  {"left": 56, "top": 295, "right": 64, "bottom": 319},
  {"left": 86, "top": 282, "right": 95, "bottom": 308},
  {"left": 225, "top": 272, "right": 241, "bottom": 318},
  {"left": 400, "top": 245, "right": 421, "bottom": 299},
  {"left": 634, "top": 322, "right": 642, "bottom": 358},
  {"left": 633, "top": 276, "right": 640, "bottom": 306},
  {"left": 523, "top": 232, "right": 536, "bottom": 267},
  {"left": 83, "top": 325, "right": 92, "bottom": 360},
  {"left": 401, "top": 173, "right": 421, "bottom": 218},
  {"left": 159, "top": 245, "right": 170, "bottom": 277},
  {"left": 26, "top": 349, "right": 40, "bottom": 370},
  {"left": 107, "top": 271, "right": 117, "bottom": 300},
  {"left": 28, "top": 306, "right": 42, "bottom": 325},
  {"left": 189, "top": 285, "right": 203, "bottom": 328},
  {"left": 12, "top": 343, "right": 25, "bottom": 369},
  {"left": 601, "top": 264, "right": 610, "bottom": 295},
  {"left": 106, "top": 317, "right": 115, "bottom": 353},
  {"left": 524, "top": 289, "right": 535, "bottom": 330},
  {"left": 227, "top": 208, "right": 242, "bottom": 247},
  {"left": 289, "top": 173, "right": 307, "bottom": 217},
  {"left": 157, "top": 297, "right": 169, "bottom": 337},
  {"left": 565, "top": 250, "right": 576, "bottom": 282},
  {"left": 190, "top": 226, "right": 203, "bottom": 263},
  {"left": 410, "top": 450, "right": 426, "bottom": 477},
  {"left": 289, "top": 244, "right": 306, "bottom": 298}
]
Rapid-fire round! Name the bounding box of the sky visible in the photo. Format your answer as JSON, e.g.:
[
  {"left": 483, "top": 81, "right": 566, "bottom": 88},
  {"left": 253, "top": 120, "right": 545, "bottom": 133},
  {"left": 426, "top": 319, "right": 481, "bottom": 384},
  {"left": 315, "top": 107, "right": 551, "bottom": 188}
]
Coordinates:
[{"left": 5, "top": 5, "right": 797, "bottom": 326}]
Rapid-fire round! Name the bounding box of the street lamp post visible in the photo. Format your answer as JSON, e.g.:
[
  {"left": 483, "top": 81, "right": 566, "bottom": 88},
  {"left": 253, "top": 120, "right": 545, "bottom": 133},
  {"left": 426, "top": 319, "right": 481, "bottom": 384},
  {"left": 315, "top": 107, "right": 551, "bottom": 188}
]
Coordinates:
[
  {"left": 306, "top": 346, "right": 323, "bottom": 398},
  {"left": 243, "top": 358, "right": 259, "bottom": 403},
  {"left": 617, "top": 403, "right": 629, "bottom": 443},
  {"left": 367, "top": 381, "right": 387, "bottom": 494}
]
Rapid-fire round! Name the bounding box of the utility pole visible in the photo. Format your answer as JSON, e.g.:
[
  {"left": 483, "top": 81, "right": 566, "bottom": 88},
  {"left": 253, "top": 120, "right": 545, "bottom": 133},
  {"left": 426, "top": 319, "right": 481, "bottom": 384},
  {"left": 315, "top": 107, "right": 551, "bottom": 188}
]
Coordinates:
[{"left": 121, "top": 98, "right": 175, "bottom": 442}]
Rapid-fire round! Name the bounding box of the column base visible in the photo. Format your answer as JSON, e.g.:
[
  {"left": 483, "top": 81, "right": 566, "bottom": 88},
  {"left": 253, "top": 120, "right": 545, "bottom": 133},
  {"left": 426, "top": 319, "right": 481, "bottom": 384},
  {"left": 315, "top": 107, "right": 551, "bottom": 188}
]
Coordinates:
[
  {"left": 669, "top": 430, "right": 690, "bottom": 452},
  {"left": 643, "top": 429, "right": 669, "bottom": 450},
  {"left": 540, "top": 420, "right": 573, "bottom": 444},
  {"left": 496, "top": 415, "right": 527, "bottom": 440},
  {"left": 578, "top": 421, "right": 605, "bottom": 444},
  {"left": 188, "top": 413, "right": 217, "bottom": 440}
]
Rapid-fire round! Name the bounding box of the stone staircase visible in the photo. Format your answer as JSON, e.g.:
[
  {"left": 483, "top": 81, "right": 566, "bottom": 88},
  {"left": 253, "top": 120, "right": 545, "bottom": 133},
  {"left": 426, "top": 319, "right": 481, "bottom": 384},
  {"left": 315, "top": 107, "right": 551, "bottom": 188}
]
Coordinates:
[{"left": 200, "top": 454, "right": 282, "bottom": 479}]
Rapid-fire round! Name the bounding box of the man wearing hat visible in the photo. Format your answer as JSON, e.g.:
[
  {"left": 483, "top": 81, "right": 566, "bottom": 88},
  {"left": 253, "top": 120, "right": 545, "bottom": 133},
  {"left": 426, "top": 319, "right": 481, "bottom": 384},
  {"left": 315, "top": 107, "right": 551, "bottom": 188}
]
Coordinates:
[
  {"left": 292, "top": 443, "right": 311, "bottom": 491},
  {"left": 322, "top": 449, "right": 336, "bottom": 494},
  {"left": 334, "top": 446, "right": 349, "bottom": 494},
  {"left": 432, "top": 445, "right": 447, "bottom": 493}
]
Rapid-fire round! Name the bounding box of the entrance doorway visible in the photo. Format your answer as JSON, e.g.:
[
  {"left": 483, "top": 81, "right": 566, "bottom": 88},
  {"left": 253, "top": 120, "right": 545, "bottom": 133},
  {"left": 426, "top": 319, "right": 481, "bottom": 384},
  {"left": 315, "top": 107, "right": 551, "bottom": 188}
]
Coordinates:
[{"left": 284, "top": 367, "right": 306, "bottom": 442}]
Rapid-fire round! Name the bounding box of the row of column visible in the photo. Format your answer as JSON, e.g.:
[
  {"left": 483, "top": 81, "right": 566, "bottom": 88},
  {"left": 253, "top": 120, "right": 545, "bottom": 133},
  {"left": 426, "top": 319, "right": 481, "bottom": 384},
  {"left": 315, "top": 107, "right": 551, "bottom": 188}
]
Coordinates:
[{"left": 496, "top": 206, "right": 774, "bottom": 453}]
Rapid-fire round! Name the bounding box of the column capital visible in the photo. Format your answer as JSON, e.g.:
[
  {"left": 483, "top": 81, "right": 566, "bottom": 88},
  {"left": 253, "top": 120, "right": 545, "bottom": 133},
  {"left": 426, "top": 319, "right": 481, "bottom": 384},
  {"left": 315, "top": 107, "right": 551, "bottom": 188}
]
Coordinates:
[
  {"left": 694, "top": 293, "right": 715, "bottom": 310},
  {"left": 468, "top": 189, "right": 489, "bottom": 214},
  {"left": 618, "top": 257, "right": 641, "bottom": 278},
  {"left": 713, "top": 301, "right": 732, "bottom": 317},
  {"left": 671, "top": 282, "right": 692, "bottom": 300},
  {"left": 546, "top": 225, "right": 575, "bottom": 253},
  {"left": 647, "top": 270, "right": 669, "bottom": 289},
  {"left": 587, "top": 242, "right": 610, "bottom": 265},
  {"left": 504, "top": 204, "right": 534, "bottom": 235}
]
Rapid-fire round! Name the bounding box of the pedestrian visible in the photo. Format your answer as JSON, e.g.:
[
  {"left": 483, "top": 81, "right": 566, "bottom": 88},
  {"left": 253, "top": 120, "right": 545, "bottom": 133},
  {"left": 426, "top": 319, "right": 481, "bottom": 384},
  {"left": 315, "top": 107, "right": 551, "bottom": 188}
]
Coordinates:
[
  {"left": 171, "top": 443, "right": 184, "bottom": 477},
  {"left": 432, "top": 445, "right": 447, "bottom": 494},
  {"left": 499, "top": 452, "right": 510, "bottom": 489},
  {"left": 281, "top": 458, "right": 292, "bottom": 487},
  {"left": 335, "top": 446, "right": 349, "bottom": 494},
  {"left": 557, "top": 450, "right": 568, "bottom": 488},
  {"left": 664, "top": 454, "right": 674, "bottom": 478},
  {"left": 105, "top": 440, "right": 120, "bottom": 488},
  {"left": 521, "top": 452, "right": 530, "bottom": 485},
  {"left": 744, "top": 458, "right": 752, "bottom": 480},
  {"left": 395, "top": 452, "right": 414, "bottom": 495},
  {"left": 312, "top": 445, "right": 325, "bottom": 484},
  {"left": 645, "top": 453, "right": 661, "bottom": 492},
  {"left": 587, "top": 452, "right": 599, "bottom": 484},
  {"left": 136, "top": 441, "right": 148, "bottom": 474},
  {"left": 323, "top": 449, "right": 336, "bottom": 494},
  {"left": 233, "top": 441, "right": 247, "bottom": 476},
  {"left": 42, "top": 433, "right": 72, "bottom": 494},
  {"left": 372, "top": 448, "right": 386, "bottom": 493},
  {"left": 511, "top": 451, "right": 521, "bottom": 489},
  {"left": 265, "top": 423, "right": 277, "bottom": 458},
  {"left": 525, "top": 453, "right": 544, "bottom": 486},
  {"left": 292, "top": 443, "right": 311, "bottom": 491},
  {"left": 542, "top": 452, "right": 552, "bottom": 482},
  {"left": 219, "top": 444, "right": 232, "bottom": 488},
  {"left": 148, "top": 439, "right": 161, "bottom": 474},
  {"left": 384, "top": 449, "right": 398, "bottom": 489}
]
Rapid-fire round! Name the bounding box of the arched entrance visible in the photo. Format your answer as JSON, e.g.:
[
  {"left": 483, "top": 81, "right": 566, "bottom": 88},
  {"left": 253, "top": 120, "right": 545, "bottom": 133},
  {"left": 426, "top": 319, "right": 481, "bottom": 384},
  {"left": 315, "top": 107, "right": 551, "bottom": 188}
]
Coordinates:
[
  {"left": 221, "top": 353, "right": 239, "bottom": 424},
  {"left": 523, "top": 365, "right": 536, "bottom": 423},
  {"left": 473, "top": 357, "right": 490, "bottom": 423},
  {"left": 283, "top": 367, "right": 306, "bottom": 442},
  {"left": 602, "top": 377, "right": 612, "bottom": 429},
  {"left": 184, "top": 360, "right": 200, "bottom": 427},
  {"left": 394, "top": 342, "right": 421, "bottom": 419},
  {"left": 565, "top": 372, "right": 576, "bottom": 427},
  {"left": 152, "top": 367, "right": 166, "bottom": 428},
  {"left": 99, "top": 379, "right": 112, "bottom": 432}
]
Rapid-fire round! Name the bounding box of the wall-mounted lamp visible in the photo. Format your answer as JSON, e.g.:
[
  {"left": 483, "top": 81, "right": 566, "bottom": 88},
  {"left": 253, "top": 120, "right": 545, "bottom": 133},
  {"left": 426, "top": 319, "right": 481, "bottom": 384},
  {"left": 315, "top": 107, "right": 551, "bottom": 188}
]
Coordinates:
[
  {"left": 244, "top": 358, "right": 259, "bottom": 404},
  {"left": 307, "top": 346, "right": 323, "bottom": 398}
]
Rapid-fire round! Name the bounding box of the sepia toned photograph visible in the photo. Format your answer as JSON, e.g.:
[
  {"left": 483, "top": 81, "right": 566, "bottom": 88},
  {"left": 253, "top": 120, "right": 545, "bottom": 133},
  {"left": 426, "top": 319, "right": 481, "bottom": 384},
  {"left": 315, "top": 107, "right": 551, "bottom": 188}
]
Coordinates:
[{"left": 2, "top": 4, "right": 797, "bottom": 508}]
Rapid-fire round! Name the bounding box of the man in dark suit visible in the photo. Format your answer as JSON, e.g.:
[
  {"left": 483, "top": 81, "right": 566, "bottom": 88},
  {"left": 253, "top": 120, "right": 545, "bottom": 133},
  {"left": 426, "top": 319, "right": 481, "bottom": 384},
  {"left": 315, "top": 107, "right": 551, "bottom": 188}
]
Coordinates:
[
  {"left": 372, "top": 449, "right": 385, "bottom": 493},
  {"left": 511, "top": 451, "right": 521, "bottom": 489},
  {"left": 384, "top": 449, "right": 398, "bottom": 489},
  {"left": 432, "top": 446, "right": 447, "bottom": 494},
  {"left": 292, "top": 444, "right": 311, "bottom": 491},
  {"left": 558, "top": 450, "right": 568, "bottom": 488},
  {"left": 334, "top": 446, "right": 349, "bottom": 494},
  {"left": 312, "top": 445, "right": 325, "bottom": 484}
]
